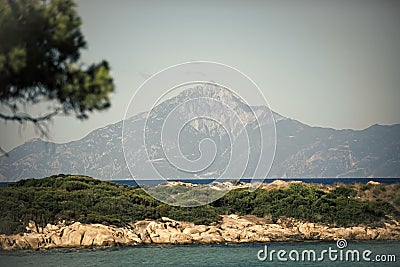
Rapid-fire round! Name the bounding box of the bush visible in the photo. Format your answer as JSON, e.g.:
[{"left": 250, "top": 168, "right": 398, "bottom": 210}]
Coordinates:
[
  {"left": 0, "top": 175, "right": 397, "bottom": 233},
  {"left": 394, "top": 197, "right": 400, "bottom": 207},
  {"left": 65, "top": 181, "right": 90, "bottom": 191},
  {"left": 328, "top": 186, "right": 356, "bottom": 198}
]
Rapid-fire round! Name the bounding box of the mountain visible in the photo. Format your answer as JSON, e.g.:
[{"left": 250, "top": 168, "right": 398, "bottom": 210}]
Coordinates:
[{"left": 1, "top": 86, "right": 399, "bottom": 181}]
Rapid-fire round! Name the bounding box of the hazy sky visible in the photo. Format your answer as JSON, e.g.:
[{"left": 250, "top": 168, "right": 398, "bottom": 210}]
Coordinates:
[{"left": 1, "top": 0, "right": 400, "bottom": 152}]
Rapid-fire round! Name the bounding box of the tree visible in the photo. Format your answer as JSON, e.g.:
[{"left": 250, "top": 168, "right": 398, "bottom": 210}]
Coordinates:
[{"left": 0, "top": 0, "right": 115, "bottom": 153}]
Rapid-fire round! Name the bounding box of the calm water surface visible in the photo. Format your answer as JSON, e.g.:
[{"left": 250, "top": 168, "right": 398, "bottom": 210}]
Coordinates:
[{"left": 0, "top": 241, "right": 399, "bottom": 267}]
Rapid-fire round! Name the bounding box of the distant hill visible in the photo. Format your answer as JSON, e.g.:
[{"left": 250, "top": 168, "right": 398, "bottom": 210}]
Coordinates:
[{"left": 1, "top": 86, "right": 399, "bottom": 181}]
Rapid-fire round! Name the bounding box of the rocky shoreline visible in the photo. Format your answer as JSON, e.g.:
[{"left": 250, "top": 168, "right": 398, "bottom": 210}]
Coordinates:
[{"left": 1, "top": 215, "right": 399, "bottom": 250}]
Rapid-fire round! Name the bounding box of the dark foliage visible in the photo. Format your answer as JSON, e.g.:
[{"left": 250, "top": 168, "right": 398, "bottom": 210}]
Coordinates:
[
  {"left": 0, "top": 175, "right": 398, "bottom": 234},
  {"left": 0, "top": 0, "right": 114, "bottom": 147}
]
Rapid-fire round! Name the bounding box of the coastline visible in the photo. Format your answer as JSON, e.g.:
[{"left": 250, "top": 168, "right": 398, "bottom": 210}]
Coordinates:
[{"left": 1, "top": 215, "right": 399, "bottom": 251}]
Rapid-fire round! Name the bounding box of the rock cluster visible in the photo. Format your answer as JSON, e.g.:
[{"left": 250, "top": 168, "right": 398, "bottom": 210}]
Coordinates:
[{"left": 1, "top": 215, "right": 399, "bottom": 250}]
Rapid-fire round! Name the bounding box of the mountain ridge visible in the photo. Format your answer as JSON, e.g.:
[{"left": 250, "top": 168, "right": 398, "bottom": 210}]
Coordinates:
[{"left": 1, "top": 87, "right": 399, "bottom": 181}]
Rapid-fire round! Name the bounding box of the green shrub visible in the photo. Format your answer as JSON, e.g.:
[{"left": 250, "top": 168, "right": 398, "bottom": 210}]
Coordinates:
[
  {"left": 64, "top": 181, "right": 90, "bottom": 191},
  {"left": 394, "top": 197, "right": 400, "bottom": 207},
  {"left": 328, "top": 186, "right": 356, "bottom": 198},
  {"left": 0, "top": 175, "right": 397, "bottom": 233}
]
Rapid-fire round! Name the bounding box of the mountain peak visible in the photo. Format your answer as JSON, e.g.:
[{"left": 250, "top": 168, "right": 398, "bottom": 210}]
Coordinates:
[{"left": 1, "top": 86, "right": 399, "bottom": 181}]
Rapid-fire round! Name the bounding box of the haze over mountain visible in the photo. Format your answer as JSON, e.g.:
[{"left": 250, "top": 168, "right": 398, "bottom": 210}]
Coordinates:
[{"left": 0, "top": 87, "right": 399, "bottom": 182}]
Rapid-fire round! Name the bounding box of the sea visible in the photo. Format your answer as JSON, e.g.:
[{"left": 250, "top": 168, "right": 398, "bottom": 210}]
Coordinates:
[{"left": 0, "top": 241, "right": 399, "bottom": 267}]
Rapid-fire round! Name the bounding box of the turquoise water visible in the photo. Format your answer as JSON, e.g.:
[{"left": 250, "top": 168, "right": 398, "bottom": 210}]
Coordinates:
[{"left": 0, "top": 241, "right": 399, "bottom": 267}]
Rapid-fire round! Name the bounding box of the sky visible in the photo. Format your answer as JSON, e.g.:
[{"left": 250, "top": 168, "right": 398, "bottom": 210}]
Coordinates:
[{"left": 1, "top": 0, "right": 400, "bottom": 152}]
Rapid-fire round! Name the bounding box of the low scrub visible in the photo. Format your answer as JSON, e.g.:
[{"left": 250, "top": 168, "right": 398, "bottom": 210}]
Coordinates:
[{"left": 0, "top": 175, "right": 398, "bottom": 234}]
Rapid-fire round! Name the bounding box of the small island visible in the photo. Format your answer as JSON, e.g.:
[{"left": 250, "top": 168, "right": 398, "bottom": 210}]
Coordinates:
[{"left": 0, "top": 175, "right": 399, "bottom": 250}]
